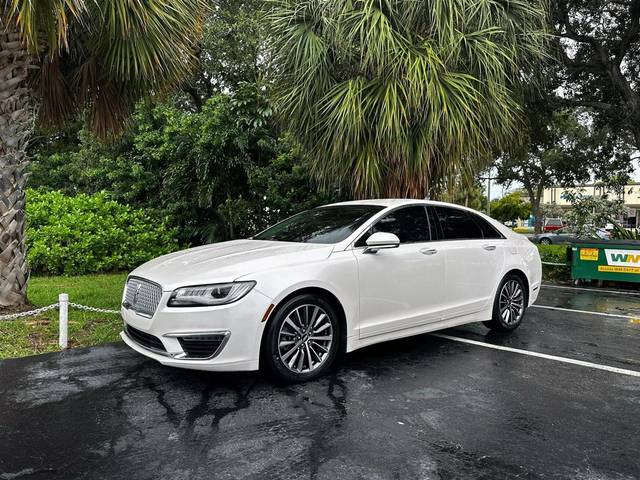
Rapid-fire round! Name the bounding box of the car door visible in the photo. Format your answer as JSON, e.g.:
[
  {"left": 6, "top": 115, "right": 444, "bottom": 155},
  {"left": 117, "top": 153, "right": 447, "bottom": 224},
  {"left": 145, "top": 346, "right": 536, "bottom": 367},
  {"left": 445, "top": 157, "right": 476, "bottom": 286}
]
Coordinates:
[
  {"left": 354, "top": 205, "right": 445, "bottom": 339},
  {"left": 555, "top": 227, "right": 575, "bottom": 244},
  {"left": 429, "top": 206, "right": 506, "bottom": 319}
]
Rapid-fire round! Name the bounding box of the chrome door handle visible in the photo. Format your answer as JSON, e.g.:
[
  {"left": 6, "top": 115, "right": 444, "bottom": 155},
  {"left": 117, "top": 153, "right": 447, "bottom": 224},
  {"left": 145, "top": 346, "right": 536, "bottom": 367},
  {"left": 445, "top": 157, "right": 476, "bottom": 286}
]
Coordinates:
[
  {"left": 483, "top": 245, "right": 497, "bottom": 251},
  {"left": 420, "top": 248, "right": 438, "bottom": 255}
]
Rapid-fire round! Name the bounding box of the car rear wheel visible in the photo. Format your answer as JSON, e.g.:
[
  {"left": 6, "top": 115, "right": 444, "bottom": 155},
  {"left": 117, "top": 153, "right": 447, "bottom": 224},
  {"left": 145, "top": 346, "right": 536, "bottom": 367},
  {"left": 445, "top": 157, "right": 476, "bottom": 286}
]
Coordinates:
[
  {"left": 262, "top": 294, "right": 340, "bottom": 382},
  {"left": 483, "top": 274, "right": 527, "bottom": 332},
  {"left": 539, "top": 238, "right": 552, "bottom": 245}
]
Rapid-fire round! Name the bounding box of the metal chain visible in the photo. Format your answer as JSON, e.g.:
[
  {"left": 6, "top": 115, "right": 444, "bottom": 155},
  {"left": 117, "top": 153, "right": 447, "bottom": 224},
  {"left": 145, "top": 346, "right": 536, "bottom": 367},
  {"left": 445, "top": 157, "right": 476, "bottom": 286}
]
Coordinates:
[
  {"left": 0, "top": 303, "right": 59, "bottom": 321},
  {"left": 68, "top": 303, "right": 120, "bottom": 315},
  {"left": 0, "top": 302, "right": 120, "bottom": 321},
  {"left": 541, "top": 261, "right": 569, "bottom": 267}
]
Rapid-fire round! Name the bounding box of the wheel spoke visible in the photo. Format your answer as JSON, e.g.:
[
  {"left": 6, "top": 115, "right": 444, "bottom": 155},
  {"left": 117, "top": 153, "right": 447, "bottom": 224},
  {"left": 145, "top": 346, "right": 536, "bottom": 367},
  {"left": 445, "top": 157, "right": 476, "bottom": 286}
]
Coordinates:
[
  {"left": 284, "top": 317, "right": 302, "bottom": 336},
  {"left": 308, "top": 343, "right": 322, "bottom": 362},
  {"left": 311, "top": 341, "right": 328, "bottom": 353},
  {"left": 313, "top": 312, "right": 326, "bottom": 330},
  {"left": 281, "top": 342, "right": 301, "bottom": 361},
  {"left": 288, "top": 350, "right": 300, "bottom": 369},
  {"left": 297, "top": 347, "right": 305, "bottom": 371},
  {"left": 309, "top": 335, "right": 332, "bottom": 341},
  {"left": 313, "top": 320, "right": 330, "bottom": 334},
  {"left": 305, "top": 343, "right": 313, "bottom": 370}
]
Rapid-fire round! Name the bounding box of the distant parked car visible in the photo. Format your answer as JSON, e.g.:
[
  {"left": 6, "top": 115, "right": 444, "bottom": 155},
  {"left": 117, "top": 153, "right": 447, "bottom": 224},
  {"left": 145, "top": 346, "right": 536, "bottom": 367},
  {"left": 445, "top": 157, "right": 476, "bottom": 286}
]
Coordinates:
[
  {"left": 532, "top": 227, "right": 610, "bottom": 245},
  {"left": 543, "top": 218, "right": 564, "bottom": 232}
]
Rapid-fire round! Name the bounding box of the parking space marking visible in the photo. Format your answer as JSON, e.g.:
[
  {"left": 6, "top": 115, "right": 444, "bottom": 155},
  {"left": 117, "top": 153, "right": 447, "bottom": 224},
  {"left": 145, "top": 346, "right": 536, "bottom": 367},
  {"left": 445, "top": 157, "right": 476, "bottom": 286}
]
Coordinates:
[
  {"left": 542, "top": 284, "right": 640, "bottom": 297},
  {"left": 532, "top": 304, "right": 638, "bottom": 320},
  {"left": 431, "top": 333, "right": 640, "bottom": 377}
]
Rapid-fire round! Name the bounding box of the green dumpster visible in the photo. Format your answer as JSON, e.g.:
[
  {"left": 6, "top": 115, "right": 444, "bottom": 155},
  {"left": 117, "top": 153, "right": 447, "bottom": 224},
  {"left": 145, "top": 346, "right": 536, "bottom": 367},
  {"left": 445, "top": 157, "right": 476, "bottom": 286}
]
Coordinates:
[{"left": 570, "top": 239, "right": 640, "bottom": 284}]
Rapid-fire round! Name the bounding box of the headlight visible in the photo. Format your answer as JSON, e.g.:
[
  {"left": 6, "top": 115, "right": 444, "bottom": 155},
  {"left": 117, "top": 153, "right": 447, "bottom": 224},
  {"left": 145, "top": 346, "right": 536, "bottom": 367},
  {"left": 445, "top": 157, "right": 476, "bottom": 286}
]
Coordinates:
[{"left": 168, "top": 281, "right": 256, "bottom": 307}]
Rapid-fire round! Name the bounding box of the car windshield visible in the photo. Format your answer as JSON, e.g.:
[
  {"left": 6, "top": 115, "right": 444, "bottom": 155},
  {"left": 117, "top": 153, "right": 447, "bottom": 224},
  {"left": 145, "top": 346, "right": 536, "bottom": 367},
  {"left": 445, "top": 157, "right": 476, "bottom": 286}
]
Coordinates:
[{"left": 254, "top": 205, "right": 384, "bottom": 244}]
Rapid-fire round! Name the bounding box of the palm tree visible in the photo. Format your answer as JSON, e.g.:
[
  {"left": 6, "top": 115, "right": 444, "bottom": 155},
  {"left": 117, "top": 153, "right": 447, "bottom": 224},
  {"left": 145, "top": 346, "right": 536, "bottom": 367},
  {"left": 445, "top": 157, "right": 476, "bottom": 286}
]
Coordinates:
[
  {"left": 268, "top": 0, "right": 548, "bottom": 199},
  {"left": 0, "top": 0, "right": 206, "bottom": 307}
]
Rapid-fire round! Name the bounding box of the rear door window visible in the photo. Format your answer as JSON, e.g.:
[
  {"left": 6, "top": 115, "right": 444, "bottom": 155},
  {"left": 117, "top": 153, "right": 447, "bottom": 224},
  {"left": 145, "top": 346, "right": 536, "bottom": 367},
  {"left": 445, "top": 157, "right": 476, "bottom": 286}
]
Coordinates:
[
  {"left": 470, "top": 213, "right": 504, "bottom": 239},
  {"left": 432, "top": 206, "right": 483, "bottom": 240}
]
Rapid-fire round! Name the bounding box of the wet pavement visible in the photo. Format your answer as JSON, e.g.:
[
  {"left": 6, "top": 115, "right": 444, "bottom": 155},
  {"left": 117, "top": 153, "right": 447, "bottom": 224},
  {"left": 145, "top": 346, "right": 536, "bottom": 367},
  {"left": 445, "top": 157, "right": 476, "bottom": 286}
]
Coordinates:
[{"left": 1, "top": 286, "right": 639, "bottom": 480}]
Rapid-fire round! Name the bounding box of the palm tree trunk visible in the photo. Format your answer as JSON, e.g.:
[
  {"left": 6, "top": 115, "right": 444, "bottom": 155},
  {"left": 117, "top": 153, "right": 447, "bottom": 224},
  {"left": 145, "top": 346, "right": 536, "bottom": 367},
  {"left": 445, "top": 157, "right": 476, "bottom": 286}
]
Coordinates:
[{"left": 0, "top": 22, "right": 32, "bottom": 307}]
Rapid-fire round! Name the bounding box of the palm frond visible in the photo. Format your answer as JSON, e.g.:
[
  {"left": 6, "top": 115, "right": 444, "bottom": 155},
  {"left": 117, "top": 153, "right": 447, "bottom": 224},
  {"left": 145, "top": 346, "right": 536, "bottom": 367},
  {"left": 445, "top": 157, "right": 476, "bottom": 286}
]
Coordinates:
[
  {"left": 267, "top": 0, "right": 549, "bottom": 198},
  {"left": 4, "top": 0, "right": 208, "bottom": 136}
]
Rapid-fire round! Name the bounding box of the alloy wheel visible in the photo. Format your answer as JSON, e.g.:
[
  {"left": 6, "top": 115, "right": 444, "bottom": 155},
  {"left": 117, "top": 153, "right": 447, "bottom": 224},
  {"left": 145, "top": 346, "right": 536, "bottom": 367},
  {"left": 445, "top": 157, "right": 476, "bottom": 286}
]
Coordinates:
[
  {"left": 277, "top": 304, "right": 333, "bottom": 373},
  {"left": 499, "top": 280, "right": 525, "bottom": 325}
]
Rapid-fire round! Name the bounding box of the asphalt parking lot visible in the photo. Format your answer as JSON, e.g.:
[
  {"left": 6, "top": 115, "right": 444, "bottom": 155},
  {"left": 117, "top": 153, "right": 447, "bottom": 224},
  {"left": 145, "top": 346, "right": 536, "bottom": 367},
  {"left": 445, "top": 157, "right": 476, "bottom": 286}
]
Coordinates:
[{"left": 1, "top": 286, "right": 639, "bottom": 480}]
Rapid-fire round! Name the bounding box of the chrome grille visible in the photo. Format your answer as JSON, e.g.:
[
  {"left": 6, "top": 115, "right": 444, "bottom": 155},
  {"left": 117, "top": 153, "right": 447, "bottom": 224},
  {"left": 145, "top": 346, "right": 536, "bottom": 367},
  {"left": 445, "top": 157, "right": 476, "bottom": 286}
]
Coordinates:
[{"left": 123, "top": 277, "right": 163, "bottom": 317}]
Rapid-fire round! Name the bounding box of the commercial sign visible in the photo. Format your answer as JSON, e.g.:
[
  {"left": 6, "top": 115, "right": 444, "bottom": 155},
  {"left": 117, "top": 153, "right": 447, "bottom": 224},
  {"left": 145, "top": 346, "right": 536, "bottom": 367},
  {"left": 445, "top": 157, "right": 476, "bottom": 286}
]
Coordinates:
[
  {"left": 579, "top": 248, "right": 599, "bottom": 261},
  {"left": 599, "top": 249, "right": 640, "bottom": 274}
]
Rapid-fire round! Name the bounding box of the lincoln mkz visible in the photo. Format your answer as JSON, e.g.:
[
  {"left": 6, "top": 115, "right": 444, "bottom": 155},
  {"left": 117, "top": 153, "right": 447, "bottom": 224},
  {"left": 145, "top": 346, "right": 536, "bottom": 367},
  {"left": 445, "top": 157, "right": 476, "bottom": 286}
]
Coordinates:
[{"left": 121, "top": 200, "right": 541, "bottom": 381}]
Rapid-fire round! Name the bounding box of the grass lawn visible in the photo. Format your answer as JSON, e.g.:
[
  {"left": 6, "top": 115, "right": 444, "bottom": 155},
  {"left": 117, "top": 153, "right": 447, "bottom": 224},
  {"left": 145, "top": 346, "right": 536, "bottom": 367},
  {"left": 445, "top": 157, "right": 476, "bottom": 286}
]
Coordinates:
[{"left": 0, "top": 273, "right": 127, "bottom": 359}]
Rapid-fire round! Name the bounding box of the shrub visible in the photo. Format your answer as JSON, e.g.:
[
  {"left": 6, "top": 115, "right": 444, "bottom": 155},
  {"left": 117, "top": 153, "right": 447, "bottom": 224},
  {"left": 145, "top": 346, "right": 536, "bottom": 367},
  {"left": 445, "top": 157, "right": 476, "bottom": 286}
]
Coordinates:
[
  {"left": 27, "top": 189, "right": 179, "bottom": 275},
  {"left": 537, "top": 244, "right": 570, "bottom": 282}
]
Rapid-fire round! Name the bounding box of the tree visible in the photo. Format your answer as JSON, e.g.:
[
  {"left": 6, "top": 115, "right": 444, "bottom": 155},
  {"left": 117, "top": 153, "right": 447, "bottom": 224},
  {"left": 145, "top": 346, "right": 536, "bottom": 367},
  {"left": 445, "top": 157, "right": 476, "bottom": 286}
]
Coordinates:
[
  {"left": 495, "top": 100, "right": 634, "bottom": 233},
  {"left": 267, "top": 0, "right": 548, "bottom": 199},
  {"left": 562, "top": 190, "right": 628, "bottom": 235},
  {"left": 551, "top": 0, "right": 640, "bottom": 150},
  {"left": 490, "top": 193, "right": 532, "bottom": 223},
  {"left": 0, "top": 0, "right": 207, "bottom": 307},
  {"left": 181, "top": 0, "right": 269, "bottom": 110}
]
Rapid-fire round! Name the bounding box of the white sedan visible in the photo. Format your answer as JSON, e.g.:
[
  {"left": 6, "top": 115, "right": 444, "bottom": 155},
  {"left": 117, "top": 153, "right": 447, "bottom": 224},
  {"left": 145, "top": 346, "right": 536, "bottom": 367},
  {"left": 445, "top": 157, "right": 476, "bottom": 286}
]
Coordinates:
[{"left": 121, "top": 199, "right": 541, "bottom": 381}]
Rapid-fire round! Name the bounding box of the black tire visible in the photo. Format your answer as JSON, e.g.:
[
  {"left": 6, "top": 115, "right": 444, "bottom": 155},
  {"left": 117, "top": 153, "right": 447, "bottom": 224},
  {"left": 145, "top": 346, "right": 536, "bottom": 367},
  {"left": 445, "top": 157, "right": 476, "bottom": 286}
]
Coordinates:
[
  {"left": 483, "top": 274, "right": 528, "bottom": 332},
  {"left": 262, "top": 293, "right": 341, "bottom": 383},
  {"left": 539, "top": 238, "right": 552, "bottom": 245}
]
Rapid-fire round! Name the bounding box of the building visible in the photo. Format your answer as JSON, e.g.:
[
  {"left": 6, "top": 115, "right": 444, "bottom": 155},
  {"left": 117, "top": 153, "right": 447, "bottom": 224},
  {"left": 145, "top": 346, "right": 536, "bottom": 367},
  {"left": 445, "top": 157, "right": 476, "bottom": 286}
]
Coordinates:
[{"left": 542, "top": 184, "right": 640, "bottom": 227}]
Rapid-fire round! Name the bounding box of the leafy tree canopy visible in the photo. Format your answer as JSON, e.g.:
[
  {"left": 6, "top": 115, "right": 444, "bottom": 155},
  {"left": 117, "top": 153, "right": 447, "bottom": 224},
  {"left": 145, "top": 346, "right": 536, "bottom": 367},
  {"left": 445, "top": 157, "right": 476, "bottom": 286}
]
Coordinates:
[
  {"left": 551, "top": 0, "right": 640, "bottom": 150},
  {"left": 490, "top": 192, "right": 532, "bottom": 223},
  {"left": 494, "top": 95, "right": 634, "bottom": 232}
]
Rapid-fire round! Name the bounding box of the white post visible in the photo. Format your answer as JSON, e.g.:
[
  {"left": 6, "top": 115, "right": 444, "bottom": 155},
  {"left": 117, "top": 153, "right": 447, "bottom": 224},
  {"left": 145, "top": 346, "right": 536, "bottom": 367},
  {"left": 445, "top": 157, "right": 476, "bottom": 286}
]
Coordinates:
[{"left": 59, "top": 293, "right": 68, "bottom": 349}]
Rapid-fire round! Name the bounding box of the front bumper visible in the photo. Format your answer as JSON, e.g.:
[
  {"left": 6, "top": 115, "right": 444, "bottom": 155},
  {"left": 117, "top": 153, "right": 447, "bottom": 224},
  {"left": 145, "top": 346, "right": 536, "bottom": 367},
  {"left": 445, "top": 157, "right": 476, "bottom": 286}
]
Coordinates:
[{"left": 120, "top": 287, "right": 273, "bottom": 372}]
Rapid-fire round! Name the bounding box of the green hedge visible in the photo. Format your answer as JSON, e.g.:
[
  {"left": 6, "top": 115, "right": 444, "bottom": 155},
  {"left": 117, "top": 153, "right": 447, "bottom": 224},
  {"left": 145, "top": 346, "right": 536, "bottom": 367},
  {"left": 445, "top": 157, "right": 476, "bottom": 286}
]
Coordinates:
[
  {"left": 537, "top": 244, "right": 570, "bottom": 282},
  {"left": 27, "top": 189, "right": 179, "bottom": 275}
]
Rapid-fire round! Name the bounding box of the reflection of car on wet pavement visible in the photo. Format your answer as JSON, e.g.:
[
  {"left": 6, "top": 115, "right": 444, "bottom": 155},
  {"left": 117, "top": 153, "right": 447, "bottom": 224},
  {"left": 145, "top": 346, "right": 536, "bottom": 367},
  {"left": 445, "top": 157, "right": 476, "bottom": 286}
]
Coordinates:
[
  {"left": 120, "top": 199, "right": 541, "bottom": 382},
  {"left": 532, "top": 226, "right": 610, "bottom": 245},
  {"left": 2, "top": 284, "right": 639, "bottom": 479}
]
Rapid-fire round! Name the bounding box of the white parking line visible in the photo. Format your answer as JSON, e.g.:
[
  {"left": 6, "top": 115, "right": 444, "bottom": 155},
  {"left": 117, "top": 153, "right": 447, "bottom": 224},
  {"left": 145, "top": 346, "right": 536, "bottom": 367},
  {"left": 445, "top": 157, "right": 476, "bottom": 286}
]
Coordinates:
[
  {"left": 431, "top": 333, "right": 640, "bottom": 378},
  {"left": 532, "top": 304, "right": 638, "bottom": 320},
  {"left": 542, "top": 283, "right": 640, "bottom": 297}
]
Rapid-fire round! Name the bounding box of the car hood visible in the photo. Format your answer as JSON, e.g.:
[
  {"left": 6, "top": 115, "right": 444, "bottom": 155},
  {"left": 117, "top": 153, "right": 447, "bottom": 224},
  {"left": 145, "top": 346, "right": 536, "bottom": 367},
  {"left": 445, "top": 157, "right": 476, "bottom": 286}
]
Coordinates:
[{"left": 130, "top": 240, "right": 334, "bottom": 291}]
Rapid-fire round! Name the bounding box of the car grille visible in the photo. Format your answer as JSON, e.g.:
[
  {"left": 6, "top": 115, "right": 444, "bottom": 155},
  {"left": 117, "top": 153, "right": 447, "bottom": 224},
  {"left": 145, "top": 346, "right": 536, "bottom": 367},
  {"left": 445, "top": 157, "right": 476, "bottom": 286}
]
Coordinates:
[
  {"left": 123, "top": 277, "right": 163, "bottom": 317},
  {"left": 125, "top": 324, "right": 166, "bottom": 352},
  {"left": 178, "top": 334, "right": 228, "bottom": 359}
]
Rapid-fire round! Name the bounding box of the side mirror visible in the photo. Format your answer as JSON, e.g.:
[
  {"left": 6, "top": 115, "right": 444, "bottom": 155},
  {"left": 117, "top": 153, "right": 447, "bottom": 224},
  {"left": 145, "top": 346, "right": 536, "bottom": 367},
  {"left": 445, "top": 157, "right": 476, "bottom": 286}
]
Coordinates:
[{"left": 363, "top": 232, "right": 400, "bottom": 254}]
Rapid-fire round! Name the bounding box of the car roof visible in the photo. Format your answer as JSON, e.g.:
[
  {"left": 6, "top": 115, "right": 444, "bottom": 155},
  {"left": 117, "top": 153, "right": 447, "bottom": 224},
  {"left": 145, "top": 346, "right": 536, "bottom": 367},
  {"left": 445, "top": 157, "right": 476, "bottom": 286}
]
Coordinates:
[{"left": 324, "top": 198, "right": 467, "bottom": 209}]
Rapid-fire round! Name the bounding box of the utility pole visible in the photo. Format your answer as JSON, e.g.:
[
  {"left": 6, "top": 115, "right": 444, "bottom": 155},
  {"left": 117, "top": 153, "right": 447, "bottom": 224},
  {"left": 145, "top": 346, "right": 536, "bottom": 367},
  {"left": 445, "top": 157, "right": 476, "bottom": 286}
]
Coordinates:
[{"left": 487, "top": 174, "right": 491, "bottom": 215}]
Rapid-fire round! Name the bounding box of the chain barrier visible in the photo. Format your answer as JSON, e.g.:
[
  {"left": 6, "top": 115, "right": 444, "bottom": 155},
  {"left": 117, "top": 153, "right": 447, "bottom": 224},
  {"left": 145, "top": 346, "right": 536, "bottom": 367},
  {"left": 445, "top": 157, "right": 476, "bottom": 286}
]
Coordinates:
[
  {"left": 0, "top": 302, "right": 119, "bottom": 321},
  {"left": 0, "top": 303, "right": 60, "bottom": 321},
  {"left": 68, "top": 303, "right": 120, "bottom": 315},
  {"left": 541, "top": 261, "right": 570, "bottom": 267}
]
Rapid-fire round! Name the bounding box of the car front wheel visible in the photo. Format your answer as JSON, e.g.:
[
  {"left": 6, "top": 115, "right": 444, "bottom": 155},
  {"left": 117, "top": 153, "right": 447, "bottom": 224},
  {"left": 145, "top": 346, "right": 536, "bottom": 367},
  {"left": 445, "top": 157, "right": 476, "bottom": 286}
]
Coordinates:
[
  {"left": 262, "top": 294, "right": 340, "bottom": 382},
  {"left": 539, "top": 238, "right": 552, "bottom": 245},
  {"left": 483, "top": 274, "right": 528, "bottom": 332}
]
